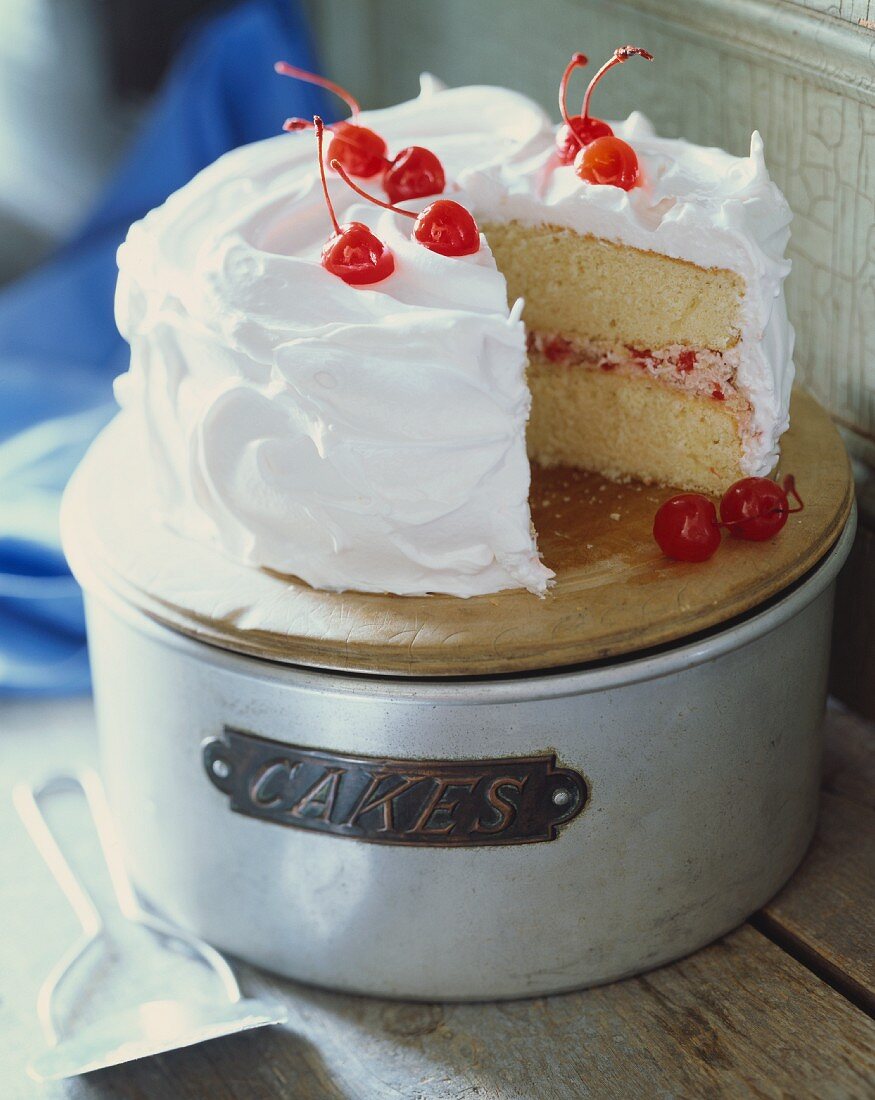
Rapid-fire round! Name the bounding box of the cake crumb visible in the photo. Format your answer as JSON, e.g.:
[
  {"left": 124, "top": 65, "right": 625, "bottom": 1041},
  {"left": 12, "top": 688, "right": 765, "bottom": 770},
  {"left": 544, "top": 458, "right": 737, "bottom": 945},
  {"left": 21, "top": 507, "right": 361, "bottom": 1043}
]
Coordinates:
[{"left": 610, "top": 512, "right": 621, "bottom": 520}]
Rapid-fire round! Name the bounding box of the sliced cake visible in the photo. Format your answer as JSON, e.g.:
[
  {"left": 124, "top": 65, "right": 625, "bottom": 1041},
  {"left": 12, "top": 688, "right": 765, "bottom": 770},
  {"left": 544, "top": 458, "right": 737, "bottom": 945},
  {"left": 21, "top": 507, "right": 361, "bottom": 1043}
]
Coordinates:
[{"left": 113, "top": 61, "right": 793, "bottom": 597}]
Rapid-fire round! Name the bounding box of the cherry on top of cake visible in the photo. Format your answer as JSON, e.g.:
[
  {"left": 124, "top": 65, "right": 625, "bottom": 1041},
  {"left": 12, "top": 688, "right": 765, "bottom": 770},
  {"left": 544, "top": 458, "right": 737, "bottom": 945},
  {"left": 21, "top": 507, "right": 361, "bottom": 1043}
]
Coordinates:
[
  {"left": 281, "top": 49, "right": 660, "bottom": 288},
  {"left": 313, "top": 116, "right": 481, "bottom": 287},
  {"left": 556, "top": 46, "right": 653, "bottom": 191},
  {"left": 275, "top": 61, "right": 446, "bottom": 202}
]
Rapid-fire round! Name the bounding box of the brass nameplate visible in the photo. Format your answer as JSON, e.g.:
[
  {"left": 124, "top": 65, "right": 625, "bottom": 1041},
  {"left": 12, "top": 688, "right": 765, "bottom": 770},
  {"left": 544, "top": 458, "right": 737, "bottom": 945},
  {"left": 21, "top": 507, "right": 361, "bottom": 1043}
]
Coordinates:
[{"left": 203, "top": 727, "right": 587, "bottom": 846}]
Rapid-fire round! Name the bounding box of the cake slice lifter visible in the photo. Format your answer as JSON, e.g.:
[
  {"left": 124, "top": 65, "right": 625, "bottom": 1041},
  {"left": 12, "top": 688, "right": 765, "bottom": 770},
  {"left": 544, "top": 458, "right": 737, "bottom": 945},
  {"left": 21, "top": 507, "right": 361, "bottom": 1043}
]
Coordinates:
[{"left": 14, "top": 769, "right": 287, "bottom": 1082}]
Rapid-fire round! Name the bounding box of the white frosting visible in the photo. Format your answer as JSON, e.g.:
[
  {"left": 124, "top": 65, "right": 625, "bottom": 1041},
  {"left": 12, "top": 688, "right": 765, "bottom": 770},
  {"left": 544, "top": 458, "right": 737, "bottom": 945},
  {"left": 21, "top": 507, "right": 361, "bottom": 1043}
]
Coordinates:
[{"left": 115, "top": 77, "right": 794, "bottom": 598}]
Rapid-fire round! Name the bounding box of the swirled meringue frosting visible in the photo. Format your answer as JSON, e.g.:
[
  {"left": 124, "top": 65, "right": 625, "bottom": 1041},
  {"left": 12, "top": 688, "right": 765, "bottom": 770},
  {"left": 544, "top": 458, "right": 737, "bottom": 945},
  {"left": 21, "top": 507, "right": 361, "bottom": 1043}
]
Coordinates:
[{"left": 114, "top": 76, "right": 794, "bottom": 597}]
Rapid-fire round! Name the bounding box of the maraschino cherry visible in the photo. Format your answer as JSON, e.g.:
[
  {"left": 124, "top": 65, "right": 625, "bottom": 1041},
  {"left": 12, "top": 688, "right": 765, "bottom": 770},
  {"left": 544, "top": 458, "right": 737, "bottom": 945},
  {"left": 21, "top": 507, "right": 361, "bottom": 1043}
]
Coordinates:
[
  {"left": 653, "top": 494, "right": 722, "bottom": 562},
  {"left": 556, "top": 46, "right": 652, "bottom": 164},
  {"left": 329, "top": 160, "right": 480, "bottom": 257},
  {"left": 653, "top": 474, "right": 804, "bottom": 561},
  {"left": 276, "top": 62, "right": 387, "bottom": 177},
  {"left": 276, "top": 62, "right": 446, "bottom": 201},
  {"left": 314, "top": 118, "right": 394, "bottom": 286},
  {"left": 576, "top": 136, "right": 641, "bottom": 190},
  {"left": 411, "top": 198, "right": 480, "bottom": 256},
  {"left": 720, "top": 475, "right": 804, "bottom": 541},
  {"left": 383, "top": 146, "right": 446, "bottom": 204}
]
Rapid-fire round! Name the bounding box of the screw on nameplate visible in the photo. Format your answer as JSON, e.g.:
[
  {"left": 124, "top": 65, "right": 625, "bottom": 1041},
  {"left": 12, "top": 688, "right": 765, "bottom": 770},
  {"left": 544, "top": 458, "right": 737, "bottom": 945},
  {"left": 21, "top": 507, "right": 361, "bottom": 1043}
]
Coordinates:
[{"left": 202, "top": 728, "right": 588, "bottom": 847}]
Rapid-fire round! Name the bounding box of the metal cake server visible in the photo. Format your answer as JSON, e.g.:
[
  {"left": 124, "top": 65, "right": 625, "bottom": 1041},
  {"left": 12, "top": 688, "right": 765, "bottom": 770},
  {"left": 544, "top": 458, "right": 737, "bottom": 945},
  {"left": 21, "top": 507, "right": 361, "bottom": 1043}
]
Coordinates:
[{"left": 14, "top": 769, "right": 287, "bottom": 1082}]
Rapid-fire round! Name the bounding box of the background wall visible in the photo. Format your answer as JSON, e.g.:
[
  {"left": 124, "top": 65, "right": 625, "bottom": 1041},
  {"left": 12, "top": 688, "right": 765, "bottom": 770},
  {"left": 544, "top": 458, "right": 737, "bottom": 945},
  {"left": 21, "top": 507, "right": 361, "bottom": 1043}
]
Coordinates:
[
  {"left": 0, "top": 0, "right": 140, "bottom": 283},
  {"left": 304, "top": 0, "right": 875, "bottom": 467}
]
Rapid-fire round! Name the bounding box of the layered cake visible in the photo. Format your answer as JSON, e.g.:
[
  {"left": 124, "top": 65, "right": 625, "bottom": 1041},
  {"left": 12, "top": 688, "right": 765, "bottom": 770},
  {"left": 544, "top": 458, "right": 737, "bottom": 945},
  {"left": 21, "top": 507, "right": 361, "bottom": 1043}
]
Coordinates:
[{"left": 114, "top": 58, "right": 793, "bottom": 598}]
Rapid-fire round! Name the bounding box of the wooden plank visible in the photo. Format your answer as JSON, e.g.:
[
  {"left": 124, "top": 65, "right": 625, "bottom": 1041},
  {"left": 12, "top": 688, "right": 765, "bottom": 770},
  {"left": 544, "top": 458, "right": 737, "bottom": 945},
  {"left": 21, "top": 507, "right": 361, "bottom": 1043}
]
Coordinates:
[
  {"left": 757, "top": 793, "right": 875, "bottom": 1013},
  {"left": 831, "top": 511, "right": 875, "bottom": 720},
  {"left": 822, "top": 703, "right": 875, "bottom": 811},
  {"left": 756, "top": 706, "right": 875, "bottom": 1012},
  {"left": 52, "top": 926, "right": 875, "bottom": 1100}
]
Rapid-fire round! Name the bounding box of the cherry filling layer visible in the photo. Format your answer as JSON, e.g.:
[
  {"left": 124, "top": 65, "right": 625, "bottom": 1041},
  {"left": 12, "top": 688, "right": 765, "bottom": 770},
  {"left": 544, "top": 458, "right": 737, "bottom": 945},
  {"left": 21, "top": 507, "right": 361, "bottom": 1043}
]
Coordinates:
[{"left": 527, "top": 331, "right": 749, "bottom": 410}]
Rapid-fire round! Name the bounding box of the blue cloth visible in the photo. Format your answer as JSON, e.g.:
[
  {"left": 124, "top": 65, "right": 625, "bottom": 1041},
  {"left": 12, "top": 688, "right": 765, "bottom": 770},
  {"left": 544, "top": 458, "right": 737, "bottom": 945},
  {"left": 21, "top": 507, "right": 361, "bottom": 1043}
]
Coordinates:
[{"left": 0, "top": 0, "right": 328, "bottom": 695}]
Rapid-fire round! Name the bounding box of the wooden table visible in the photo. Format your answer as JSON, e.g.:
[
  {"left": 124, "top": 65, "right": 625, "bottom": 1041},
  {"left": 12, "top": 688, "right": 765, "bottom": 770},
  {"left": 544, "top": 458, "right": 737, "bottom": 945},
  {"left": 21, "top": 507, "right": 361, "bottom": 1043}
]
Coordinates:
[{"left": 1, "top": 697, "right": 873, "bottom": 1099}]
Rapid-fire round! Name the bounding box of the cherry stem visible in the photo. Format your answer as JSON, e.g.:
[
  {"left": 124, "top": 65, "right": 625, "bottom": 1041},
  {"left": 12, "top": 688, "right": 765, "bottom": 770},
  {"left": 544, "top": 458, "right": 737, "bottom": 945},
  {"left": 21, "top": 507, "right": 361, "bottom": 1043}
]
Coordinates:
[
  {"left": 719, "top": 515, "right": 778, "bottom": 531},
  {"left": 581, "top": 45, "right": 653, "bottom": 123},
  {"left": 283, "top": 117, "right": 316, "bottom": 132},
  {"left": 558, "top": 52, "right": 588, "bottom": 129},
  {"left": 315, "top": 118, "right": 340, "bottom": 235},
  {"left": 783, "top": 474, "right": 805, "bottom": 514},
  {"left": 275, "top": 61, "right": 360, "bottom": 118},
  {"left": 329, "top": 159, "right": 417, "bottom": 219},
  {"left": 718, "top": 474, "right": 805, "bottom": 531}
]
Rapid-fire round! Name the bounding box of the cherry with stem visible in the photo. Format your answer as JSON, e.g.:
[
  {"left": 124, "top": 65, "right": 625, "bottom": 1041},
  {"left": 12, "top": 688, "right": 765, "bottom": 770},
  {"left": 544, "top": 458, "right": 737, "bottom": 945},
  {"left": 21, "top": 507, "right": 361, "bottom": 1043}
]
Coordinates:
[
  {"left": 554, "top": 45, "right": 653, "bottom": 190},
  {"left": 654, "top": 474, "right": 804, "bottom": 562},
  {"left": 557, "top": 46, "right": 653, "bottom": 164},
  {"left": 276, "top": 61, "right": 387, "bottom": 177},
  {"left": 314, "top": 117, "right": 395, "bottom": 286},
  {"left": 720, "top": 475, "right": 804, "bottom": 541},
  {"left": 276, "top": 62, "right": 446, "bottom": 200},
  {"left": 329, "top": 159, "right": 480, "bottom": 257}
]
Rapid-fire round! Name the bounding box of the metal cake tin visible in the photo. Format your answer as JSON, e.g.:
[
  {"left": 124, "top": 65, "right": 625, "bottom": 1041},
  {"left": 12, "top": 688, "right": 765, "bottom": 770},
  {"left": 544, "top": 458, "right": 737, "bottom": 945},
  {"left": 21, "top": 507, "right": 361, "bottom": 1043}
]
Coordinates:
[{"left": 70, "top": 507, "right": 856, "bottom": 1001}]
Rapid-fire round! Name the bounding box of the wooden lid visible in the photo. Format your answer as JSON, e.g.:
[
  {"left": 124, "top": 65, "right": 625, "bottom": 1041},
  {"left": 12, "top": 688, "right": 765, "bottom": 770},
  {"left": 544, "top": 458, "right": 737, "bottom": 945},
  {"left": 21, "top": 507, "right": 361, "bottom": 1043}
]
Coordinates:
[{"left": 72, "top": 389, "right": 853, "bottom": 677}]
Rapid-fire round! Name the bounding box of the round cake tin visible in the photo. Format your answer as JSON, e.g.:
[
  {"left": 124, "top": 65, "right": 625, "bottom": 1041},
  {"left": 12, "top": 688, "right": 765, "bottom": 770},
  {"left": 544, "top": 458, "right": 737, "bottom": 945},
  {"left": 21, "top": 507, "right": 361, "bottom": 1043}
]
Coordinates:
[
  {"left": 66, "top": 508, "right": 854, "bottom": 1001},
  {"left": 61, "top": 390, "right": 856, "bottom": 1001}
]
